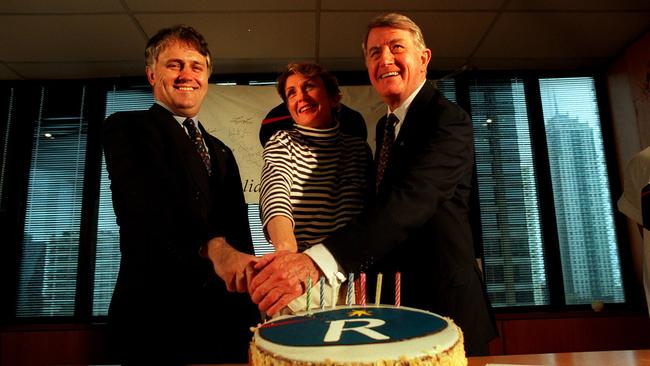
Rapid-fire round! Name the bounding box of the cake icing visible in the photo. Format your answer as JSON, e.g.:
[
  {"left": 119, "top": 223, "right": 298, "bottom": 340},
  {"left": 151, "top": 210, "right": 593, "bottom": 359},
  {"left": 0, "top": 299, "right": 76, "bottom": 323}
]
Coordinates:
[{"left": 250, "top": 305, "right": 466, "bottom": 366}]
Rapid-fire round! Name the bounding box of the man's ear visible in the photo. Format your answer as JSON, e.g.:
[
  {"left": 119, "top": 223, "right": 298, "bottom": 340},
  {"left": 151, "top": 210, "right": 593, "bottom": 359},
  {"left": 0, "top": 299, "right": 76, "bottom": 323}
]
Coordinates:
[
  {"left": 146, "top": 65, "right": 155, "bottom": 86},
  {"left": 421, "top": 48, "right": 432, "bottom": 69}
]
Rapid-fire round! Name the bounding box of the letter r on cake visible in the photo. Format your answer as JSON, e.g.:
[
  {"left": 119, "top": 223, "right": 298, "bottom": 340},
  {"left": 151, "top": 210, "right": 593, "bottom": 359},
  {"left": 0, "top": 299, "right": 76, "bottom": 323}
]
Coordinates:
[{"left": 324, "top": 319, "right": 389, "bottom": 342}]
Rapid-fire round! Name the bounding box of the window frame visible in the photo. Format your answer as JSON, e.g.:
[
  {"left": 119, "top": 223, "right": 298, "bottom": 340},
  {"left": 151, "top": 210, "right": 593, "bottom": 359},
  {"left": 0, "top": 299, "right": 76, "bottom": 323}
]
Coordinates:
[{"left": 456, "top": 70, "right": 634, "bottom": 312}]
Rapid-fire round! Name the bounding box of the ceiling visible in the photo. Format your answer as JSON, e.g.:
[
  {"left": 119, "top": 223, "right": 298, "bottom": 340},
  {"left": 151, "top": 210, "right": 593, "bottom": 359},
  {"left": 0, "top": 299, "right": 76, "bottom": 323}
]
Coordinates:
[{"left": 0, "top": 0, "right": 648, "bottom": 80}]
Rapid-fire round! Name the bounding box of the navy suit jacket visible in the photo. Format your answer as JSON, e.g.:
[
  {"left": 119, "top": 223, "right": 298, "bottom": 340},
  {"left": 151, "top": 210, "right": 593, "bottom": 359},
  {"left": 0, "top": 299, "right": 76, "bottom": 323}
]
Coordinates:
[
  {"left": 323, "top": 81, "right": 497, "bottom": 355},
  {"left": 102, "top": 103, "right": 258, "bottom": 364}
]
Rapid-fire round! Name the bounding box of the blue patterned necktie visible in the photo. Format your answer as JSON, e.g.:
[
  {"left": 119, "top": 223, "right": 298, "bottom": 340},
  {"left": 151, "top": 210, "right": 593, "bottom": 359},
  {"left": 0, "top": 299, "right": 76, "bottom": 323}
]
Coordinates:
[
  {"left": 375, "top": 113, "right": 399, "bottom": 192},
  {"left": 183, "top": 118, "right": 212, "bottom": 175}
]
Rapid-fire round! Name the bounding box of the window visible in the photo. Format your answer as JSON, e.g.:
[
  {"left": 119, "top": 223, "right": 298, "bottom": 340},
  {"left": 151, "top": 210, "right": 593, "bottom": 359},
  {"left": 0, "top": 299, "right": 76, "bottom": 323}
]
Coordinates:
[
  {"left": 248, "top": 204, "right": 274, "bottom": 256},
  {"left": 469, "top": 78, "right": 549, "bottom": 307},
  {"left": 16, "top": 85, "right": 88, "bottom": 317},
  {"left": 435, "top": 78, "right": 457, "bottom": 103},
  {"left": 470, "top": 76, "right": 625, "bottom": 308},
  {"left": 0, "top": 87, "right": 13, "bottom": 208},
  {"left": 93, "top": 88, "right": 154, "bottom": 316},
  {"left": 539, "top": 77, "right": 624, "bottom": 305},
  {"left": 8, "top": 74, "right": 629, "bottom": 320}
]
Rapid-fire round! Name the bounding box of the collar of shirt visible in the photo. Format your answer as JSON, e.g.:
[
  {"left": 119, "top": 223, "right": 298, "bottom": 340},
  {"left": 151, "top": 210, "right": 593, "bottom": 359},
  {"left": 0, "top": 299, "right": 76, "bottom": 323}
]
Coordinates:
[
  {"left": 386, "top": 79, "right": 427, "bottom": 140},
  {"left": 155, "top": 100, "right": 199, "bottom": 131}
]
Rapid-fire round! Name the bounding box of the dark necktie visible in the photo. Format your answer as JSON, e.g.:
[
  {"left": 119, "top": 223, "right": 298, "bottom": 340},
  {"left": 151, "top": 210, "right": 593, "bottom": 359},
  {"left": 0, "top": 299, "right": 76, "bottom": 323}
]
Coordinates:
[
  {"left": 375, "top": 113, "right": 399, "bottom": 192},
  {"left": 183, "top": 118, "right": 212, "bottom": 175}
]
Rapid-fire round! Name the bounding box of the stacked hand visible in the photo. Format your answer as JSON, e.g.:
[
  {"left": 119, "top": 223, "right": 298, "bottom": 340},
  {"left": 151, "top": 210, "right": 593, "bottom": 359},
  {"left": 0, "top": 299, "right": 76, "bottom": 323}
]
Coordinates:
[
  {"left": 249, "top": 251, "right": 320, "bottom": 316},
  {"left": 204, "top": 237, "right": 259, "bottom": 293},
  {"left": 206, "top": 239, "right": 322, "bottom": 316}
]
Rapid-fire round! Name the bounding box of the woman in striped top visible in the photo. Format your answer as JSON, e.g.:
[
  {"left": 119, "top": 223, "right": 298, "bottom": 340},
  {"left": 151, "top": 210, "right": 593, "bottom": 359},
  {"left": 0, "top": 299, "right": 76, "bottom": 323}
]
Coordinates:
[{"left": 260, "top": 63, "right": 373, "bottom": 254}]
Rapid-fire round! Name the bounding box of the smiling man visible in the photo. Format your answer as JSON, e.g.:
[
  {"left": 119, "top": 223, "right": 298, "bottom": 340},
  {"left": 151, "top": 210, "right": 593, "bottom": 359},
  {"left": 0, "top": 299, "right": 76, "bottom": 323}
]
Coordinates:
[
  {"left": 249, "top": 13, "right": 497, "bottom": 356},
  {"left": 102, "top": 25, "right": 259, "bottom": 364}
]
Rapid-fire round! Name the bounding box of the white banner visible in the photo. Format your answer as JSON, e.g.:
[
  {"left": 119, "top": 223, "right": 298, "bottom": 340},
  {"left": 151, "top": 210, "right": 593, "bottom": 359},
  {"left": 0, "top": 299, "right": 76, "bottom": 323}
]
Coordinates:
[{"left": 199, "top": 85, "right": 385, "bottom": 203}]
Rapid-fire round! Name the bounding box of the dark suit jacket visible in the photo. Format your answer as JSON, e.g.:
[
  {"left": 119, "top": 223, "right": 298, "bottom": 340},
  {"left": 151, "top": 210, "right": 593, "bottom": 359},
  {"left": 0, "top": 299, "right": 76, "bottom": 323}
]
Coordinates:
[
  {"left": 323, "top": 81, "right": 497, "bottom": 355},
  {"left": 102, "top": 103, "right": 259, "bottom": 364}
]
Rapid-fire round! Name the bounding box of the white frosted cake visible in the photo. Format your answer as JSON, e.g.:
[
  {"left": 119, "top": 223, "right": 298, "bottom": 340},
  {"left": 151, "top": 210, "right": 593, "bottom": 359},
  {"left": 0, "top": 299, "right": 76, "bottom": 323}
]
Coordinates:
[{"left": 250, "top": 305, "right": 466, "bottom": 366}]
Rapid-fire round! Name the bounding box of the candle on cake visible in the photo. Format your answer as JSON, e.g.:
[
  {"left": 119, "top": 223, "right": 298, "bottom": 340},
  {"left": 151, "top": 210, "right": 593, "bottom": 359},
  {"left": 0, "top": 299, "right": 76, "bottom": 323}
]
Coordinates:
[
  {"left": 375, "top": 273, "right": 383, "bottom": 306},
  {"left": 331, "top": 279, "right": 337, "bottom": 308},
  {"left": 360, "top": 272, "right": 367, "bottom": 306},
  {"left": 306, "top": 276, "right": 312, "bottom": 315},
  {"left": 347, "top": 273, "right": 354, "bottom": 306},
  {"left": 319, "top": 276, "right": 325, "bottom": 310},
  {"left": 395, "top": 272, "right": 401, "bottom": 307}
]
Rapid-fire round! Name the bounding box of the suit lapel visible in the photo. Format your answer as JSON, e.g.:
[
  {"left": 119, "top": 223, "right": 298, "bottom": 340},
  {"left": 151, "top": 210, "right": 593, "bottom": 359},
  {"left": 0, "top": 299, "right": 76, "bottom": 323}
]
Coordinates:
[
  {"left": 394, "top": 80, "right": 437, "bottom": 147},
  {"left": 375, "top": 81, "right": 439, "bottom": 192},
  {"left": 150, "top": 104, "right": 212, "bottom": 200}
]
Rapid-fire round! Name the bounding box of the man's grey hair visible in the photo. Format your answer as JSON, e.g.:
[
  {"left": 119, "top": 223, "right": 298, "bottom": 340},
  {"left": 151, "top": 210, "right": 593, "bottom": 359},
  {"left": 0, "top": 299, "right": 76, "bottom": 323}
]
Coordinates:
[{"left": 361, "top": 13, "right": 427, "bottom": 55}]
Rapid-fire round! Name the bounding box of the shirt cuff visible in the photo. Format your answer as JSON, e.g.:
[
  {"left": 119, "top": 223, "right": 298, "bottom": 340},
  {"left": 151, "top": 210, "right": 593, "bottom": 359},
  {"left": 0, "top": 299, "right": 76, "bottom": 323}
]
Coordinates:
[{"left": 304, "top": 244, "right": 346, "bottom": 286}]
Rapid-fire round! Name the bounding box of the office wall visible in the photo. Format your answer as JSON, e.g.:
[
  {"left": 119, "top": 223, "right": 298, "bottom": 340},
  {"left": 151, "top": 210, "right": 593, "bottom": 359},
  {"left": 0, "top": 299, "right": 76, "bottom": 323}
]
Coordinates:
[
  {"left": 608, "top": 31, "right": 650, "bottom": 170},
  {"left": 3, "top": 312, "right": 649, "bottom": 365},
  {"left": 607, "top": 30, "right": 650, "bottom": 294}
]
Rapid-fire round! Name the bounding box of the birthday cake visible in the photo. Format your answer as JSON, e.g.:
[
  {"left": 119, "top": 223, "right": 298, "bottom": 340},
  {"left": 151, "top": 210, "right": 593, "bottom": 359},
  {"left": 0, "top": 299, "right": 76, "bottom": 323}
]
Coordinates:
[{"left": 250, "top": 305, "right": 466, "bottom": 366}]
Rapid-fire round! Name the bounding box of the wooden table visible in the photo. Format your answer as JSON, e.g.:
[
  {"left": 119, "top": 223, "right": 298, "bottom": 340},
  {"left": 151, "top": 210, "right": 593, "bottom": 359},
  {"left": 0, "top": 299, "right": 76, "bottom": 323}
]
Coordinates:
[
  {"left": 467, "top": 349, "right": 650, "bottom": 366},
  {"left": 207, "top": 350, "right": 650, "bottom": 366}
]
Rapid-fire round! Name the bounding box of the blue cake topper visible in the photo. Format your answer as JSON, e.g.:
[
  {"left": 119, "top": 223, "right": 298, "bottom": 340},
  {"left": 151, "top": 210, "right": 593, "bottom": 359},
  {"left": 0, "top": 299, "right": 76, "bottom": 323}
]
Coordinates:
[{"left": 259, "top": 307, "right": 448, "bottom": 347}]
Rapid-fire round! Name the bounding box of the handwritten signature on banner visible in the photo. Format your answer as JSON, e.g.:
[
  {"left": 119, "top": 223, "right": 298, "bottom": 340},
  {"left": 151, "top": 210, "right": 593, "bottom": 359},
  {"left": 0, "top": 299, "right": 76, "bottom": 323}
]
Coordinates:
[{"left": 201, "top": 84, "right": 384, "bottom": 203}]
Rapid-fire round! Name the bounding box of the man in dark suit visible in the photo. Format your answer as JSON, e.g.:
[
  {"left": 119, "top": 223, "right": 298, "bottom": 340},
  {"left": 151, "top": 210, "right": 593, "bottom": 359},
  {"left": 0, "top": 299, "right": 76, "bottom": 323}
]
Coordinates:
[
  {"left": 249, "top": 13, "right": 497, "bottom": 355},
  {"left": 102, "top": 25, "right": 259, "bottom": 364}
]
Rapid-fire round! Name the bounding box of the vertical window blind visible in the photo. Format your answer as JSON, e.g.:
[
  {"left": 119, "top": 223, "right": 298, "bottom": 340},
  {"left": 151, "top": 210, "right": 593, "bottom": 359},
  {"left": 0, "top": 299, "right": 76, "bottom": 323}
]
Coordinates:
[
  {"left": 17, "top": 86, "right": 87, "bottom": 317},
  {"left": 93, "top": 88, "right": 154, "bottom": 316},
  {"left": 248, "top": 204, "right": 274, "bottom": 256},
  {"left": 470, "top": 78, "right": 550, "bottom": 307},
  {"left": 0, "top": 87, "right": 13, "bottom": 209},
  {"left": 539, "top": 77, "right": 624, "bottom": 305},
  {"left": 435, "top": 78, "right": 457, "bottom": 103}
]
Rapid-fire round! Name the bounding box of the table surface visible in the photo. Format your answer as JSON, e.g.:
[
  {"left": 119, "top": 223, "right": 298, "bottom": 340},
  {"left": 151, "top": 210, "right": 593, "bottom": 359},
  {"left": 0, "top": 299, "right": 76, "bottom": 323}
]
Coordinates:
[
  {"left": 205, "top": 349, "right": 650, "bottom": 366},
  {"left": 467, "top": 349, "right": 650, "bottom": 366}
]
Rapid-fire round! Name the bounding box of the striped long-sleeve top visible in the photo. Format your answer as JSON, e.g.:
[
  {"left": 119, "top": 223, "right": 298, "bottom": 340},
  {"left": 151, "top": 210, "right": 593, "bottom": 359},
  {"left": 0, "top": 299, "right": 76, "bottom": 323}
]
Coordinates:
[{"left": 260, "top": 122, "right": 372, "bottom": 248}]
